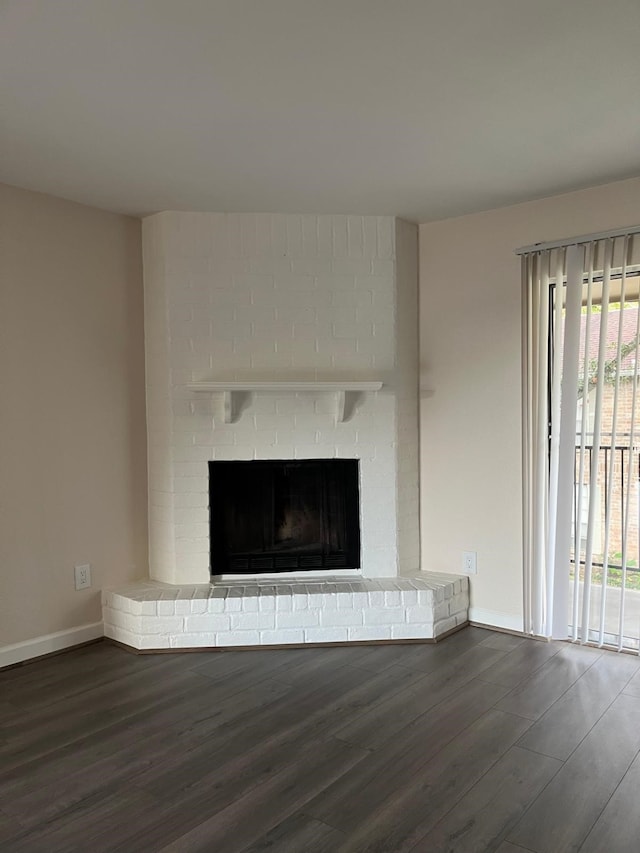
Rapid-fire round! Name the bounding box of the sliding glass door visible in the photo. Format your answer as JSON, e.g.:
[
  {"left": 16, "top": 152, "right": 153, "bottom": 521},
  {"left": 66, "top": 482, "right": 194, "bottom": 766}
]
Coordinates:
[{"left": 522, "top": 231, "right": 640, "bottom": 651}]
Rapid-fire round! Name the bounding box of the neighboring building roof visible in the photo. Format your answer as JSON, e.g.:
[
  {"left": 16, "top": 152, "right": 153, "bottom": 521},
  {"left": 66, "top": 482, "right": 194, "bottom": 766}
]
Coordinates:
[{"left": 578, "top": 305, "right": 639, "bottom": 373}]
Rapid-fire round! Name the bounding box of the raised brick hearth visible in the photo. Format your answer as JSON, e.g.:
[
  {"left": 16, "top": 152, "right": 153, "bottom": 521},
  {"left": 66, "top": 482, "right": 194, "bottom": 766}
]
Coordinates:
[{"left": 103, "top": 573, "right": 469, "bottom": 650}]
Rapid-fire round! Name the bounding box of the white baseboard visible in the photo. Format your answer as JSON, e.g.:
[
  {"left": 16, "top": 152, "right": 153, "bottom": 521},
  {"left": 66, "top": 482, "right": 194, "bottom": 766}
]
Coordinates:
[
  {"left": 0, "top": 622, "right": 104, "bottom": 669},
  {"left": 468, "top": 607, "right": 524, "bottom": 633}
]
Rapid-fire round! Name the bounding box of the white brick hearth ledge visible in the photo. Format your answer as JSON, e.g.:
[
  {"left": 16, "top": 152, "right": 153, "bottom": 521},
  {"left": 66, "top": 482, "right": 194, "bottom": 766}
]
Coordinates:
[{"left": 103, "top": 573, "right": 469, "bottom": 650}]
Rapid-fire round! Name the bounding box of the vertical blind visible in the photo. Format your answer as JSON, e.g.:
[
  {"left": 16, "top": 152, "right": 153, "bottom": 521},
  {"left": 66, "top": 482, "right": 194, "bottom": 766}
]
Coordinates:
[{"left": 521, "top": 229, "right": 640, "bottom": 650}]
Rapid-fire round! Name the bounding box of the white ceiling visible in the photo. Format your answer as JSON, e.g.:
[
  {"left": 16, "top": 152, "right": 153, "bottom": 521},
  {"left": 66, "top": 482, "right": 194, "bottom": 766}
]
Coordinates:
[{"left": 2, "top": 0, "right": 639, "bottom": 222}]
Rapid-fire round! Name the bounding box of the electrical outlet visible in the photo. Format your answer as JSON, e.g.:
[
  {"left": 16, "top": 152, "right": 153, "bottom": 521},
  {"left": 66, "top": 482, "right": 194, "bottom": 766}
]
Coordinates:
[
  {"left": 75, "top": 563, "right": 92, "bottom": 590},
  {"left": 462, "top": 551, "right": 477, "bottom": 575}
]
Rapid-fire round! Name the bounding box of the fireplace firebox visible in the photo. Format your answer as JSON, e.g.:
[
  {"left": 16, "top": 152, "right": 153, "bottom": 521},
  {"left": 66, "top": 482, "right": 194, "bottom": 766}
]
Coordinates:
[{"left": 209, "top": 459, "right": 361, "bottom": 575}]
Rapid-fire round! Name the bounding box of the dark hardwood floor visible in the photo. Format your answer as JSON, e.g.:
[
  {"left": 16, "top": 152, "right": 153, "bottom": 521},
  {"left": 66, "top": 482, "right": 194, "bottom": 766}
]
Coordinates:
[{"left": 1, "top": 627, "right": 640, "bottom": 852}]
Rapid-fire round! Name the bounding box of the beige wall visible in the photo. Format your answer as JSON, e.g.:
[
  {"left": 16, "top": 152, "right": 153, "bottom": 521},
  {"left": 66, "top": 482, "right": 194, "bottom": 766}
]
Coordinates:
[
  {"left": 0, "top": 183, "right": 148, "bottom": 647},
  {"left": 419, "top": 176, "right": 640, "bottom": 630}
]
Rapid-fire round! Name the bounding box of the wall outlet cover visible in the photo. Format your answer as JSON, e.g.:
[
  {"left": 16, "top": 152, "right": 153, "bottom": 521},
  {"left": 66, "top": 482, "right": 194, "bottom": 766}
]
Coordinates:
[
  {"left": 75, "top": 563, "right": 92, "bottom": 590},
  {"left": 462, "top": 551, "right": 477, "bottom": 574}
]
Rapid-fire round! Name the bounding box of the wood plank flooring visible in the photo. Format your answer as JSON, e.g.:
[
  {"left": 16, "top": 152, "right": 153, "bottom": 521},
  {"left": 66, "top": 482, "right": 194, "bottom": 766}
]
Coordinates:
[{"left": 1, "top": 627, "right": 639, "bottom": 852}]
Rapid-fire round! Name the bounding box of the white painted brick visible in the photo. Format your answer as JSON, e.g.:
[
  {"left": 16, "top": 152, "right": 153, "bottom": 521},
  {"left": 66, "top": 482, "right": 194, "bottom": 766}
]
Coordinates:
[
  {"left": 270, "top": 215, "right": 288, "bottom": 257},
  {"left": 138, "top": 600, "right": 159, "bottom": 617},
  {"left": 254, "top": 215, "right": 273, "bottom": 256},
  {"left": 330, "top": 289, "right": 365, "bottom": 308},
  {"left": 276, "top": 610, "right": 320, "bottom": 629},
  {"left": 139, "top": 616, "right": 184, "bottom": 634},
  {"left": 275, "top": 272, "right": 315, "bottom": 291},
  {"left": 333, "top": 321, "right": 372, "bottom": 340},
  {"left": 362, "top": 217, "right": 377, "bottom": 258},
  {"left": 258, "top": 594, "right": 276, "bottom": 612},
  {"left": 301, "top": 213, "right": 318, "bottom": 257},
  {"left": 275, "top": 593, "right": 293, "bottom": 611},
  {"left": 332, "top": 258, "right": 374, "bottom": 276},
  {"left": 348, "top": 626, "right": 392, "bottom": 641},
  {"left": 449, "top": 594, "right": 469, "bottom": 616},
  {"left": 173, "top": 477, "right": 209, "bottom": 495},
  {"left": 174, "top": 544, "right": 209, "bottom": 564},
  {"left": 211, "top": 446, "right": 253, "bottom": 461},
  {"left": 183, "top": 614, "right": 231, "bottom": 632},
  {"left": 230, "top": 612, "right": 275, "bottom": 631},
  {"left": 103, "top": 608, "right": 137, "bottom": 633},
  {"left": 118, "top": 594, "right": 142, "bottom": 614},
  {"left": 218, "top": 631, "right": 260, "bottom": 647},
  {"left": 377, "top": 217, "right": 394, "bottom": 258},
  {"left": 351, "top": 591, "right": 368, "bottom": 608},
  {"left": 293, "top": 592, "right": 309, "bottom": 610},
  {"left": 347, "top": 216, "right": 364, "bottom": 258},
  {"left": 321, "top": 609, "right": 363, "bottom": 627},
  {"left": 173, "top": 505, "right": 209, "bottom": 523},
  {"left": 291, "top": 258, "right": 331, "bottom": 276},
  {"left": 406, "top": 606, "right": 437, "bottom": 624},
  {"left": 138, "top": 634, "right": 172, "bottom": 649},
  {"left": 305, "top": 627, "right": 348, "bottom": 643},
  {"left": 286, "top": 287, "right": 331, "bottom": 308},
  {"left": 157, "top": 600, "right": 176, "bottom": 616},
  {"left": 317, "top": 216, "right": 332, "bottom": 256},
  {"left": 276, "top": 305, "right": 317, "bottom": 325},
  {"left": 416, "top": 588, "right": 434, "bottom": 606},
  {"left": 364, "top": 607, "right": 405, "bottom": 626},
  {"left": 367, "top": 590, "right": 385, "bottom": 607},
  {"left": 337, "top": 592, "right": 353, "bottom": 609},
  {"left": 104, "top": 624, "right": 142, "bottom": 649},
  {"left": 391, "top": 624, "right": 434, "bottom": 640},
  {"left": 205, "top": 596, "right": 226, "bottom": 614},
  {"left": 320, "top": 592, "right": 338, "bottom": 610},
  {"left": 175, "top": 523, "right": 209, "bottom": 540},
  {"left": 332, "top": 215, "right": 348, "bottom": 257},
  {"left": 107, "top": 593, "right": 130, "bottom": 613},
  {"left": 384, "top": 590, "right": 402, "bottom": 607},
  {"left": 432, "top": 585, "right": 446, "bottom": 603},
  {"left": 170, "top": 632, "right": 218, "bottom": 648},
  {"left": 172, "top": 492, "right": 207, "bottom": 510},
  {"left": 254, "top": 414, "right": 285, "bottom": 431},
  {"left": 307, "top": 591, "right": 325, "bottom": 609},
  {"left": 173, "top": 460, "right": 207, "bottom": 480},
  {"left": 223, "top": 594, "right": 243, "bottom": 612},
  {"left": 259, "top": 629, "right": 305, "bottom": 645},
  {"left": 286, "top": 215, "right": 304, "bottom": 257},
  {"left": 434, "top": 616, "right": 458, "bottom": 637}
]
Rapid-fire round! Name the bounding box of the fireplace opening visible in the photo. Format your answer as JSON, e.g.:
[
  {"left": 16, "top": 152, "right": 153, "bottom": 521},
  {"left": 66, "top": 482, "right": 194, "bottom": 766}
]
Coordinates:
[{"left": 209, "top": 459, "right": 361, "bottom": 574}]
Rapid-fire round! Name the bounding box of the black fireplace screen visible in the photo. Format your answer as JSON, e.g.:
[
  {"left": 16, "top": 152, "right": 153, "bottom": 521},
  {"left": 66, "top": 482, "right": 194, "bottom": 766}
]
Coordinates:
[{"left": 209, "top": 459, "right": 361, "bottom": 574}]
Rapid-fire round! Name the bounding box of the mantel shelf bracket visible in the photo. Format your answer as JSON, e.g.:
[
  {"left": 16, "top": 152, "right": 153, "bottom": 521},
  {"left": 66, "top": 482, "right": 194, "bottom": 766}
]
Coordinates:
[
  {"left": 187, "top": 381, "right": 383, "bottom": 426},
  {"left": 223, "top": 390, "right": 233, "bottom": 424}
]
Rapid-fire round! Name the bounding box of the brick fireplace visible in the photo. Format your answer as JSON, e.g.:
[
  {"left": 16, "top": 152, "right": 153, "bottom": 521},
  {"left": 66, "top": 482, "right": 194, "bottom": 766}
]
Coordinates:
[
  {"left": 143, "top": 212, "right": 420, "bottom": 585},
  {"left": 103, "top": 213, "right": 469, "bottom": 649}
]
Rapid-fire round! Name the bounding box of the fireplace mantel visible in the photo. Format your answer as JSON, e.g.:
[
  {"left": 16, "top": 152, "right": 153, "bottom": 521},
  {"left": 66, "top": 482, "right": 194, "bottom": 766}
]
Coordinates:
[{"left": 187, "top": 380, "right": 383, "bottom": 423}]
